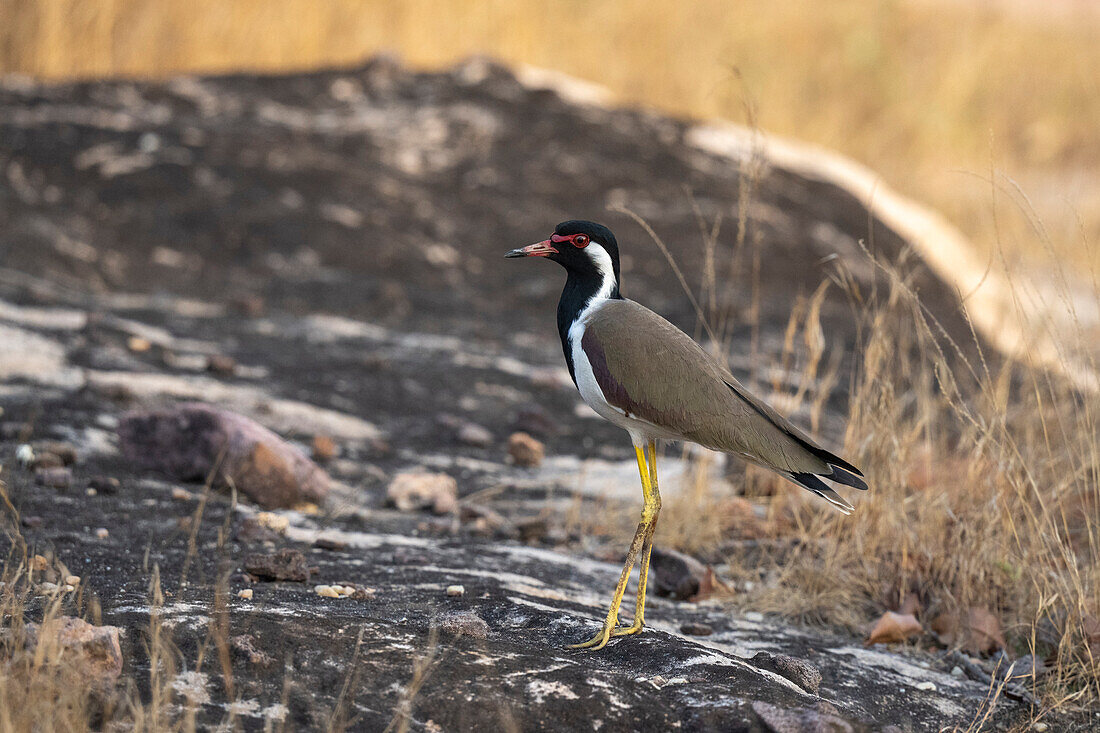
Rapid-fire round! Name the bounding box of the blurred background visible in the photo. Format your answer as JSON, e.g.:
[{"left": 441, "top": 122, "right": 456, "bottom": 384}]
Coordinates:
[{"left": 2, "top": 0, "right": 1098, "bottom": 277}]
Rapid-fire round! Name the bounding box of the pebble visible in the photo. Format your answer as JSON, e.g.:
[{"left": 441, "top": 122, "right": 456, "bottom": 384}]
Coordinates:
[
  {"left": 315, "top": 585, "right": 340, "bottom": 598},
  {"left": 63, "top": 584, "right": 76, "bottom": 592},
  {"left": 94, "top": 528, "right": 109, "bottom": 539},
  {"left": 387, "top": 472, "right": 457, "bottom": 515},
  {"left": 171, "top": 487, "right": 193, "bottom": 501},
  {"left": 950, "top": 666, "right": 965, "bottom": 678},
  {"left": 507, "top": 432, "right": 544, "bottom": 467},
  {"left": 915, "top": 681, "right": 937, "bottom": 692},
  {"left": 65, "top": 575, "right": 81, "bottom": 586},
  {"left": 1033, "top": 723, "right": 1049, "bottom": 732},
  {"left": 16, "top": 444, "right": 35, "bottom": 466},
  {"left": 680, "top": 622, "right": 714, "bottom": 636},
  {"left": 457, "top": 423, "right": 493, "bottom": 448},
  {"left": 85, "top": 488, "right": 97, "bottom": 497},
  {"left": 127, "top": 336, "right": 152, "bottom": 352},
  {"left": 206, "top": 354, "right": 238, "bottom": 376},
  {"left": 30, "top": 555, "right": 49, "bottom": 572},
  {"left": 446, "top": 585, "right": 465, "bottom": 597},
  {"left": 38, "top": 582, "right": 59, "bottom": 594},
  {"left": 744, "top": 612, "right": 765, "bottom": 623},
  {"left": 238, "top": 589, "right": 253, "bottom": 600},
  {"left": 255, "top": 512, "right": 290, "bottom": 532},
  {"left": 88, "top": 476, "right": 120, "bottom": 494}
]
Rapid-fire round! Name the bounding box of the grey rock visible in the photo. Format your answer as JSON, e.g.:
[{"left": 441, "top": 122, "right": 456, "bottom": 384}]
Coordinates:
[
  {"left": 650, "top": 547, "right": 709, "bottom": 600},
  {"left": 244, "top": 548, "right": 311, "bottom": 582}
]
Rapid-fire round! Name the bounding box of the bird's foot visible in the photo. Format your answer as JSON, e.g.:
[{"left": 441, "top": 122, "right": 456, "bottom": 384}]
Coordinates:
[
  {"left": 609, "top": 622, "right": 643, "bottom": 638},
  {"left": 568, "top": 620, "right": 644, "bottom": 650}
]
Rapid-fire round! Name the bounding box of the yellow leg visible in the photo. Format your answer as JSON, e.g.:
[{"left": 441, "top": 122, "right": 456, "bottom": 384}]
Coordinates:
[
  {"left": 571, "top": 440, "right": 661, "bottom": 649},
  {"left": 610, "top": 439, "right": 661, "bottom": 637}
]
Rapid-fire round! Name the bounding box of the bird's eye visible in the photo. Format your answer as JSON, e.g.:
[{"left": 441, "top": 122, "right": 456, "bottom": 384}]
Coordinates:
[{"left": 573, "top": 234, "right": 590, "bottom": 248}]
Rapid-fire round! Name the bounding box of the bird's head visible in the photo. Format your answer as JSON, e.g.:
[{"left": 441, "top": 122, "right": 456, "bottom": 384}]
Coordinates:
[{"left": 506, "top": 220, "right": 621, "bottom": 287}]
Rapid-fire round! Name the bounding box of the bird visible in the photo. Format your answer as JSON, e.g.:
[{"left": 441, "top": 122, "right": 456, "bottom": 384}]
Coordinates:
[{"left": 506, "top": 220, "right": 868, "bottom": 651}]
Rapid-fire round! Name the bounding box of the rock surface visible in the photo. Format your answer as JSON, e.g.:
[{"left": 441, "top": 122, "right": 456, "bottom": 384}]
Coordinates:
[{"left": 0, "top": 58, "right": 1062, "bottom": 729}]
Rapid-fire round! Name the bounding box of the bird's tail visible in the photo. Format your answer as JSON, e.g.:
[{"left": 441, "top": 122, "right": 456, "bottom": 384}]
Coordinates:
[{"left": 786, "top": 471, "right": 857, "bottom": 515}]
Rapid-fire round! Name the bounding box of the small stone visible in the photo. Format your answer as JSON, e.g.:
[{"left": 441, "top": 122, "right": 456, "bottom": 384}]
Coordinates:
[
  {"left": 351, "top": 587, "right": 377, "bottom": 600},
  {"left": 127, "top": 336, "right": 152, "bottom": 352},
  {"left": 238, "top": 589, "right": 253, "bottom": 600},
  {"left": 30, "top": 554, "right": 49, "bottom": 572},
  {"left": 245, "top": 549, "right": 310, "bottom": 582},
  {"left": 507, "top": 432, "right": 544, "bottom": 467},
  {"left": 439, "top": 610, "right": 489, "bottom": 638},
  {"left": 649, "top": 675, "right": 667, "bottom": 689},
  {"left": 63, "top": 584, "right": 75, "bottom": 592},
  {"left": 16, "top": 444, "right": 35, "bottom": 466},
  {"left": 457, "top": 423, "right": 493, "bottom": 448},
  {"left": 21, "top": 515, "right": 44, "bottom": 529},
  {"left": 950, "top": 666, "right": 965, "bottom": 678},
  {"left": 255, "top": 512, "right": 290, "bottom": 533},
  {"left": 315, "top": 584, "right": 340, "bottom": 598},
  {"left": 311, "top": 435, "right": 338, "bottom": 462},
  {"left": 650, "top": 547, "right": 708, "bottom": 600},
  {"left": 744, "top": 612, "right": 765, "bottom": 622},
  {"left": 38, "top": 582, "right": 59, "bottom": 594},
  {"left": 446, "top": 584, "right": 465, "bottom": 597},
  {"left": 387, "top": 472, "right": 458, "bottom": 514},
  {"left": 666, "top": 677, "right": 688, "bottom": 685},
  {"left": 65, "top": 575, "right": 81, "bottom": 586},
  {"left": 88, "top": 476, "right": 120, "bottom": 494},
  {"left": 1033, "top": 723, "right": 1049, "bottom": 732},
  {"left": 94, "top": 528, "right": 109, "bottom": 539},
  {"left": 231, "top": 634, "right": 274, "bottom": 666},
  {"left": 35, "top": 466, "right": 72, "bottom": 489},
  {"left": 171, "top": 487, "right": 193, "bottom": 501},
  {"left": 915, "top": 681, "right": 937, "bottom": 692},
  {"left": 750, "top": 652, "right": 823, "bottom": 695},
  {"left": 680, "top": 622, "right": 714, "bottom": 636},
  {"left": 85, "top": 488, "right": 97, "bottom": 497},
  {"left": 206, "top": 354, "right": 237, "bottom": 376}
]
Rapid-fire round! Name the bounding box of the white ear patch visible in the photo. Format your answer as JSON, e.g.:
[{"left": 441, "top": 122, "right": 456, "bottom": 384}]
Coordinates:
[{"left": 584, "top": 244, "right": 617, "bottom": 302}]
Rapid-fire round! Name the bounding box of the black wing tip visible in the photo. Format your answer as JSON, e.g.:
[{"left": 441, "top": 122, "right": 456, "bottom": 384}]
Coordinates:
[
  {"left": 829, "top": 466, "right": 870, "bottom": 492},
  {"left": 788, "top": 472, "right": 855, "bottom": 515}
]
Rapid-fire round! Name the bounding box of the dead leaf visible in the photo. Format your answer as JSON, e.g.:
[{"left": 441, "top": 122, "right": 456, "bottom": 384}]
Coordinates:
[{"left": 866, "top": 611, "right": 922, "bottom": 646}]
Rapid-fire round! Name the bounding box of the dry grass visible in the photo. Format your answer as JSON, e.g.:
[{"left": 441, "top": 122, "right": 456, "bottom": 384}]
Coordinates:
[
  {"left": 0, "top": 511, "right": 190, "bottom": 732},
  {"left": 621, "top": 148, "right": 1100, "bottom": 721},
  {"left": 1, "top": 0, "right": 1098, "bottom": 275}
]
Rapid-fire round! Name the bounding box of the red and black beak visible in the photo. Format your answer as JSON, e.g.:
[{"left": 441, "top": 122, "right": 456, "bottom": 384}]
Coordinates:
[{"left": 504, "top": 239, "right": 558, "bottom": 258}]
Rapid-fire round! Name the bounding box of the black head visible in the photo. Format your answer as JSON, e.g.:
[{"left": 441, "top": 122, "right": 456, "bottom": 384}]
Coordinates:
[{"left": 505, "top": 220, "right": 621, "bottom": 286}]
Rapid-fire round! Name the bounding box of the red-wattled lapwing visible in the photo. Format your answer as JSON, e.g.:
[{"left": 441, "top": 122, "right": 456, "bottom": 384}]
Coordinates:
[{"left": 506, "top": 220, "right": 868, "bottom": 650}]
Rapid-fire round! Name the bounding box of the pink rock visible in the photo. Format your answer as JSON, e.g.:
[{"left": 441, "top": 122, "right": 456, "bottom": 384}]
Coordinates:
[
  {"left": 26, "top": 616, "right": 123, "bottom": 688},
  {"left": 118, "top": 403, "right": 329, "bottom": 508}
]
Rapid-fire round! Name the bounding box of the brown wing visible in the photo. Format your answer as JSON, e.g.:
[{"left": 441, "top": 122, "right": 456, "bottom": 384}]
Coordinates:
[{"left": 581, "top": 299, "right": 857, "bottom": 479}]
